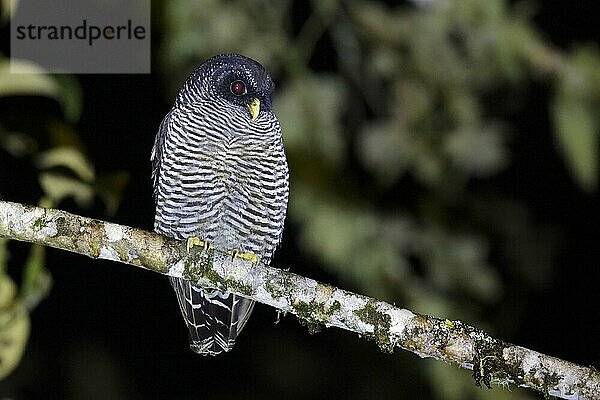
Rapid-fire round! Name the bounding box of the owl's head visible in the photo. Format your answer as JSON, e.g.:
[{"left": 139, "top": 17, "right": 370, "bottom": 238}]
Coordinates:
[{"left": 177, "top": 54, "right": 275, "bottom": 120}]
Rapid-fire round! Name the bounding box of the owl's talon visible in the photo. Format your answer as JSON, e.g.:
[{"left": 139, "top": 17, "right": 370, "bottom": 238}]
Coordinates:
[
  {"left": 228, "top": 249, "right": 260, "bottom": 264},
  {"left": 186, "top": 237, "right": 211, "bottom": 253}
]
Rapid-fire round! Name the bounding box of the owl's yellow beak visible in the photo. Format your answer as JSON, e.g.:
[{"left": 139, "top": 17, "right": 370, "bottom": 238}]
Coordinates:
[{"left": 247, "top": 98, "right": 260, "bottom": 121}]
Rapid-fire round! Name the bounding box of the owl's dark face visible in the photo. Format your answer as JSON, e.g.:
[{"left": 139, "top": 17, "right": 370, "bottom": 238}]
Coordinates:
[{"left": 178, "top": 54, "right": 275, "bottom": 119}]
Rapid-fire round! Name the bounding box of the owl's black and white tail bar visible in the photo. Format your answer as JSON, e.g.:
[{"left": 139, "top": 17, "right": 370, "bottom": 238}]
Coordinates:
[
  {"left": 151, "top": 54, "right": 289, "bottom": 355},
  {"left": 169, "top": 276, "right": 254, "bottom": 355}
]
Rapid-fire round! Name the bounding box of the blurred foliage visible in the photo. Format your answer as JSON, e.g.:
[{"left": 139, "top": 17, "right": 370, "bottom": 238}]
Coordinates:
[
  {"left": 552, "top": 46, "right": 600, "bottom": 191},
  {"left": 0, "top": 239, "right": 30, "bottom": 381},
  {"left": 0, "top": 60, "right": 82, "bottom": 122},
  {"left": 0, "top": 53, "right": 128, "bottom": 379},
  {"left": 158, "top": 0, "right": 597, "bottom": 399}
]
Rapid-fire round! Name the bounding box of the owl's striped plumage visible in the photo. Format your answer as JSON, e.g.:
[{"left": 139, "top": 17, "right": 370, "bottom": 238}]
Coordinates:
[{"left": 151, "top": 54, "right": 289, "bottom": 356}]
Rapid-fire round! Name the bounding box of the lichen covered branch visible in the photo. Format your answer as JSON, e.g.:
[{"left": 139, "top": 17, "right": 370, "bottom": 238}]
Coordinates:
[{"left": 0, "top": 200, "right": 597, "bottom": 400}]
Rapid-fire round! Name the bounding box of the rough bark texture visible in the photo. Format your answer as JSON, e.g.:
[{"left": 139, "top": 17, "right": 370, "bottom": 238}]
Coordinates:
[{"left": 0, "top": 200, "right": 598, "bottom": 399}]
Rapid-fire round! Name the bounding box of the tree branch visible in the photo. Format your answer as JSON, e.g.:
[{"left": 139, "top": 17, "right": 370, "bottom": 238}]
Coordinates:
[{"left": 0, "top": 200, "right": 597, "bottom": 399}]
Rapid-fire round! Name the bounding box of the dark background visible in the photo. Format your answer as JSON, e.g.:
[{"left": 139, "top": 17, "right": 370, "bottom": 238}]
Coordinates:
[{"left": 1, "top": 1, "right": 599, "bottom": 399}]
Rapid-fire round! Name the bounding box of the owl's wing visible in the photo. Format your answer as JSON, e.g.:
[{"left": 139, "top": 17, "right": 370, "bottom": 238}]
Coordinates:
[{"left": 151, "top": 110, "right": 172, "bottom": 203}]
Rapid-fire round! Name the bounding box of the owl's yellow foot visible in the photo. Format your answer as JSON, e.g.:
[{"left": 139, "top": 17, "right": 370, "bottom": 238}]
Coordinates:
[
  {"left": 229, "top": 249, "right": 260, "bottom": 264},
  {"left": 186, "top": 237, "right": 212, "bottom": 253}
]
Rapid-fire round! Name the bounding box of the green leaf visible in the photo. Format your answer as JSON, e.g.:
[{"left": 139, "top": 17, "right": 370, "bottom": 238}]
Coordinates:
[
  {"left": 36, "top": 147, "right": 96, "bottom": 182},
  {"left": 0, "top": 58, "right": 60, "bottom": 98},
  {"left": 0, "top": 238, "right": 7, "bottom": 275},
  {"left": 53, "top": 75, "right": 83, "bottom": 122},
  {"left": 0, "top": 310, "right": 30, "bottom": 380},
  {"left": 1, "top": 0, "right": 15, "bottom": 24},
  {"left": 20, "top": 244, "right": 52, "bottom": 311},
  {"left": 0, "top": 270, "right": 15, "bottom": 309},
  {"left": 0, "top": 132, "right": 38, "bottom": 157},
  {"left": 0, "top": 276, "right": 30, "bottom": 381},
  {"left": 0, "top": 58, "right": 82, "bottom": 122},
  {"left": 38, "top": 172, "right": 95, "bottom": 208},
  {"left": 551, "top": 46, "right": 600, "bottom": 191},
  {"left": 552, "top": 94, "right": 598, "bottom": 191}
]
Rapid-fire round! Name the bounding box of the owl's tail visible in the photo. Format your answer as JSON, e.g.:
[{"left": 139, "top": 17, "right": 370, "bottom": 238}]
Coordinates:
[{"left": 169, "top": 276, "right": 255, "bottom": 356}]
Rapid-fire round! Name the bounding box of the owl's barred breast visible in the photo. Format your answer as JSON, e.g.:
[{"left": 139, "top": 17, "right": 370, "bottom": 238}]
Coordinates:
[{"left": 154, "top": 100, "right": 289, "bottom": 264}]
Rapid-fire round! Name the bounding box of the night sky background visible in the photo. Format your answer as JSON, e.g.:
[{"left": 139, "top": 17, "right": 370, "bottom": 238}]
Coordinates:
[{"left": 0, "top": 1, "right": 599, "bottom": 399}]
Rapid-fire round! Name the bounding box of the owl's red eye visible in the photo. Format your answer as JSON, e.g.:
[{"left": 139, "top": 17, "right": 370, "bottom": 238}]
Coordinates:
[{"left": 230, "top": 80, "right": 247, "bottom": 96}]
